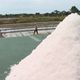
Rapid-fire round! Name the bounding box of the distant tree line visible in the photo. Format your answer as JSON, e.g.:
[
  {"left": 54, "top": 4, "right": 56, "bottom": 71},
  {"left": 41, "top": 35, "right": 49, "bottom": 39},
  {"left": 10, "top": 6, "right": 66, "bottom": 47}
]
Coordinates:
[{"left": 0, "top": 6, "right": 79, "bottom": 18}]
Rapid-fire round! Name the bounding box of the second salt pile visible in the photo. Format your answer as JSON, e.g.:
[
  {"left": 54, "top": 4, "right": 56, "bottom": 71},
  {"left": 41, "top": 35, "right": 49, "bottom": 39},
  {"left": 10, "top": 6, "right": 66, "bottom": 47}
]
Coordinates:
[{"left": 5, "top": 13, "right": 80, "bottom": 80}]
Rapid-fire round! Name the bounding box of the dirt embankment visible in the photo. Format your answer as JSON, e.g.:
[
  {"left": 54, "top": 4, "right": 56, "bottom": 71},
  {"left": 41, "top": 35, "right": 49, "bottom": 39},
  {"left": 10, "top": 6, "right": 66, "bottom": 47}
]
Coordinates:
[{"left": 0, "top": 21, "right": 60, "bottom": 28}]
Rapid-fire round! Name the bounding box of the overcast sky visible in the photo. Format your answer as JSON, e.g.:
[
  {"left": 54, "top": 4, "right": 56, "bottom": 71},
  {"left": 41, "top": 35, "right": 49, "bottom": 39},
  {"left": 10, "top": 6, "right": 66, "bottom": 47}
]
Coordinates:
[{"left": 0, "top": 0, "right": 79, "bottom": 14}]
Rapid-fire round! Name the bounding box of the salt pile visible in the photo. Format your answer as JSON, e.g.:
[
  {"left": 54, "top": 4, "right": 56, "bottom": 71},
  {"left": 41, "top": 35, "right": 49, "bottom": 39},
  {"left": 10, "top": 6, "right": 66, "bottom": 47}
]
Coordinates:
[{"left": 5, "top": 13, "right": 80, "bottom": 80}]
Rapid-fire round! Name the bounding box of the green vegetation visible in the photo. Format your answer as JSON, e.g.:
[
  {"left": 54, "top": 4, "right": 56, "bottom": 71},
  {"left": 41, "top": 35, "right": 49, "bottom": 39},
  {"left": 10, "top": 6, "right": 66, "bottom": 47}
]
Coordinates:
[
  {"left": 0, "top": 6, "right": 79, "bottom": 24},
  {"left": 70, "top": 6, "right": 80, "bottom": 13}
]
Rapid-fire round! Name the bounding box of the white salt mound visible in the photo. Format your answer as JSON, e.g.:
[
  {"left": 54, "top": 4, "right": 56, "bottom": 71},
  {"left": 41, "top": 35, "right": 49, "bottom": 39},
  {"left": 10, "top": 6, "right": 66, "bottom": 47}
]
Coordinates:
[{"left": 5, "top": 13, "right": 80, "bottom": 80}]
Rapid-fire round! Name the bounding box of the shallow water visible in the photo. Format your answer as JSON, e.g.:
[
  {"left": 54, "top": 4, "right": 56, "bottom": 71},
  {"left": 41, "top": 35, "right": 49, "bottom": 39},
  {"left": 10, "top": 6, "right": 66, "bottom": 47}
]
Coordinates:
[{"left": 0, "top": 34, "right": 48, "bottom": 80}]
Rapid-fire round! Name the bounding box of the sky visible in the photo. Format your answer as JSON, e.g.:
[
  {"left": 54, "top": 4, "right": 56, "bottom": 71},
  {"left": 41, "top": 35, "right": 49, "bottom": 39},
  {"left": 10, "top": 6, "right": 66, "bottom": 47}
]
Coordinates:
[{"left": 0, "top": 0, "right": 80, "bottom": 14}]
